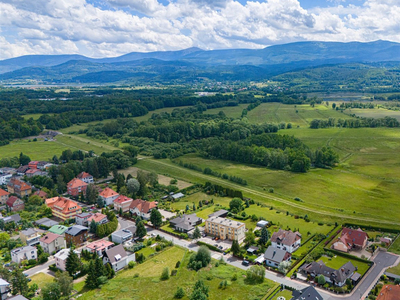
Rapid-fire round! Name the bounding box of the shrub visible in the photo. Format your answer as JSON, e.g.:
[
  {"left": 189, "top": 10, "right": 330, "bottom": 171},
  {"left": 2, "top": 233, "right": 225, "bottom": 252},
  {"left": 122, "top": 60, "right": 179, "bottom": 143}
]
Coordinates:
[
  {"left": 231, "top": 273, "right": 237, "bottom": 281},
  {"left": 175, "top": 261, "right": 181, "bottom": 268},
  {"left": 171, "top": 269, "right": 178, "bottom": 276},
  {"left": 134, "top": 273, "right": 139, "bottom": 278},
  {"left": 128, "top": 261, "right": 136, "bottom": 269},
  {"left": 160, "top": 267, "right": 170, "bottom": 280},
  {"left": 268, "top": 188, "right": 274, "bottom": 193},
  {"left": 174, "top": 287, "right": 185, "bottom": 299}
]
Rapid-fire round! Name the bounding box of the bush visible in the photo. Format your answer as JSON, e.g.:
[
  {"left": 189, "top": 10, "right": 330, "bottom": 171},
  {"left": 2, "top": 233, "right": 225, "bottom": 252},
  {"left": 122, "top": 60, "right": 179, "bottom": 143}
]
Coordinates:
[
  {"left": 174, "top": 287, "right": 185, "bottom": 299},
  {"left": 171, "top": 269, "right": 178, "bottom": 276},
  {"left": 175, "top": 261, "right": 181, "bottom": 268},
  {"left": 245, "top": 265, "right": 265, "bottom": 284},
  {"left": 128, "top": 261, "right": 136, "bottom": 269},
  {"left": 188, "top": 246, "right": 211, "bottom": 271},
  {"left": 231, "top": 273, "right": 237, "bottom": 281},
  {"left": 161, "top": 267, "right": 170, "bottom": 280}
]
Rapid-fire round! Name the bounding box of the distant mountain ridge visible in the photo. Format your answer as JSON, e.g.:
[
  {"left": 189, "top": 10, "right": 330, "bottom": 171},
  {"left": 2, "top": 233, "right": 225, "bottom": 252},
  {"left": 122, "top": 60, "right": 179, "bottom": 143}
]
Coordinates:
[{"left": 1, "top": 40, "right": 400, "bottom": 84}]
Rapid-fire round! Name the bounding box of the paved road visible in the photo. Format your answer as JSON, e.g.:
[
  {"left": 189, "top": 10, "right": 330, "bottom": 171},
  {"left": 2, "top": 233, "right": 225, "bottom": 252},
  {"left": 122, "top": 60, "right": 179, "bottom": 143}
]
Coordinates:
[{"left": 23, "top": 257, "right": 55, "bottom": 276}]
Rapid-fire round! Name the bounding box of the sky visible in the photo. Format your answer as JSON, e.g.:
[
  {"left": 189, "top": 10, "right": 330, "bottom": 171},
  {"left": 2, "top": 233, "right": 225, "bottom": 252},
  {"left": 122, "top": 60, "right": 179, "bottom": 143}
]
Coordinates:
[{"left": 0, "top": 0, "right": 399, "bottom": 59}]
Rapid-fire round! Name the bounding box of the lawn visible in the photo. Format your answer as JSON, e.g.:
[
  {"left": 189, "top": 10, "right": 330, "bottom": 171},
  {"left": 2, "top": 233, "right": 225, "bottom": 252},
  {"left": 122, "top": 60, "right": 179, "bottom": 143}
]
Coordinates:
[
  {"left": 207, "top": 104, "right": 247, "bottom": 119},
  {"left": 78, "top": 246, "right": 275, "bottom": 300},
  {"left": 270, "top": 290, "right": 293, "bottom": 300},
  {"left": 388, "top": 236, "right": 400, "bottom": 255},
  {"left": 29, "top": 272, "right": 54, "bottom": 289},
  {"left": 319, "top": 255, "right": 370, "bottom": 276},
  {"left": 135, "top": 246, "right": 156, "bottom": 258},
  {"left": 386, "top": 261, "right": 400, "bottom": 276}
]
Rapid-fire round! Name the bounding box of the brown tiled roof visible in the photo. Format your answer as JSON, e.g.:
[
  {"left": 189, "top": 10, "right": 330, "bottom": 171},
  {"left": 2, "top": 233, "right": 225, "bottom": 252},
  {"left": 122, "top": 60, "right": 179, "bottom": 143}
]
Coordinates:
[
  {"left": 77, "top": 172, "right": 92, "bottom": 179},
  {"left": 99, "top": 187, "right": 118, "bottom": 198},
  {"left": 34, "top": 190, "right": 48, "bottom": 198},
  {"left": 45, "top": 197, "right": 59, "bottom": 208},
  {"left": 376, "top": 285, "right": 400, "bottom": 300},
  {"left": 6, "top": 196, "right": 22, "bottom": 207},
  {"left": 87, "top": 213, "right": 107, "bottom": 223},
  {"left": 67, "top": 178, "right": 88, "bottom": 189},
  {"left": 40, "top": 232, "right": 62, "bottom": 244},
  {"left": 8, "top": 178, "right": 31, "bottom": 191},
  {"left": 271, "top": 229, "right": 301, "bottom": 246},
  {"left": 52, "top": 197, "right": 82, "bottom": 214},
  {"left": 129, "top": 199, "right": 157, "bottom": 214},
  {"left": 340, "top": 227, "right": 368, "bottom": 247},
  {"left": 0, "top": 189, "right": 9, "bottom": 197},
  {"left": 114, "top": 195, "right": 133, "bottom": 204}
]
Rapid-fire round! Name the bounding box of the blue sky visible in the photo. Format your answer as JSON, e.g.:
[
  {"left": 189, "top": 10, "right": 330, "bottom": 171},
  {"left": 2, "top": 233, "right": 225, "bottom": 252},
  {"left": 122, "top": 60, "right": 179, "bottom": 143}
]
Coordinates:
[{"left": 0, "top": 0, "right": 398, "bottom": 59}]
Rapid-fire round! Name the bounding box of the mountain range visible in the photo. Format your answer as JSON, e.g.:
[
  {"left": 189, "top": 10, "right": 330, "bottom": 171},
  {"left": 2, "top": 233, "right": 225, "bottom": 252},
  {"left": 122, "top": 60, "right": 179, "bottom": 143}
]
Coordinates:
[{"left": 1, "top": 40, "right": 400, "bottom": 85}]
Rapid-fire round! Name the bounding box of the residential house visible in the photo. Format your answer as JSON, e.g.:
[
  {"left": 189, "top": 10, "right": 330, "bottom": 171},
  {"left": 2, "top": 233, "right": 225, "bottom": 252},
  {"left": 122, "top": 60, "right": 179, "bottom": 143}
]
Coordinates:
[
  {"left": 28, "top": 161, "right": 40, "bottom": 169},
  {"left": 75, "top": 212, "right": 92, "bottom": 226},
  {"left": 85, "top": 239, "right": 114, "bottom": 257},
  {"left": 40, "top": 232, "right": 65, "bottom": 254},
  {"left": 49, "top": 225, "right": 68, "bottom": 236},
  {"left": 33, "top": 190, "right": 48, "bottom": 200},
  {"left": 99, "top": 188, "right": 119, "bottom": 206},
  {"left": 65, "top": 225, "right": 88, "bottom": 246},
  {"left": 129, "top": 199, "right": 157, "bottom": 220},
  {"left": 205, "top": 217, "right": 246, "bottom": 241},
  {"left": 169, "top": 214, "right": 202, "bottom": 233},
  {"left": 0, "top": 173, "right": 12, "bottom": 185},
  {"left": 25, "top": 169, "right": 47, "bottom": 178},
  {"left": 7, "top": 178, "right": 31, "bottom": 197},
  {"left": 45, "top": 197, "right": 58, "bottom": 208},
  {"left": 263, "top": 246, "right": 291, "bottom": 268},
  {"left": 300, "top": 260, "right": 357, "bottom": 287},
  {"left": 2, "top": 214, "right": 21, "bottom": 224},
  {"left": 87, "top": 213, "right": 108, "bottom": 225},
  {"left": 0, "top": 279, "right": 10, "bottom": 300},
  {"left": 111, "top": 226, "right": 136, "bottom": 244},
  {"left": 208, "top": 209, "right": 229, "bottom": 218},
  {"left": 292, "top": 286, "right": 324, "bottom": 300},
  {"left": 19, "top": 228, "right": 40, "bottom": 246},
  {"left": 16, "top": 165, "right": 29, "bottom": 176},
  {"left": 54, "top": 248, "right": 80, "bottom": 272},
  {"left": 11, "top": 246, "right": 37, "bottom": 264},
  {"left": 0, "top": 189, "right": 10, "bottom": 205},
  {"left": 103, "top": 244, "right": 135, "bottom": 272},
  {"left": 67, "top": 178, "right": 88, "bottom": 197},
  {"left": 332, "top": 227, "right": 369, "bottom": 253},
  {"left": 77, "top": 172, "right": 94, "bottom": 184},
  {"left": 376, "top": 285, "right": 400, "bottom": 300},
  {"left": 35, "top": 217, "right": 59, "bottom": 228},
  {"left": 0, "top": 167, "right": 16, "bottom": 175},
  {"left": 48, "top": 197, "right": 82, "bottom": 220},
  {"left": 6, "top": 196, "right": 25, "bottom": 212},
  {"left": 271, "top": 229, "right": 302, "bottom": 253},
  {"left": 113, "top": 195, "right": 133, "bottom": 213}
]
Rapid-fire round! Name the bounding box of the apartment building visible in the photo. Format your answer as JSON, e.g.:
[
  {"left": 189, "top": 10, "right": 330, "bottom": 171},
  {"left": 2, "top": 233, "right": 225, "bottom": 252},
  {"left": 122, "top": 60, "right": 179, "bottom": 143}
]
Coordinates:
[{"left": 205, "top": 217, "right": 245, "bottom": 241}]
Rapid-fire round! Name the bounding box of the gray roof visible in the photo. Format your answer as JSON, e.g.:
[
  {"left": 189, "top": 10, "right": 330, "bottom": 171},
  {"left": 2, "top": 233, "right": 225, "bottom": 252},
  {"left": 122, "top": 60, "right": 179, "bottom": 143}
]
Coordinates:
[
  {"left": 35, "top": 217, "right": 59, "bottom": 227},
  {"left": 170, "top": 214, "right": 202, "bottom": 231},
  {"left": 171, "top": 192, "right": 184, "bottom": 199},
  {"left": 65, "top": 225, "right": 88, "bottom": 236},
  {"left": 9, "top": 295, "right": 29, "bottom": 300},
  {"left": 104, "top": 244, "right": 127, "bottom": 264},
  {"left": 76, "top": 213, "right": 92, "bottom": 218},
  {"left": 0, "top": 278, "right": 9, "bottom": 286},
  {"left": 20, "top": 228, "right": 37, "bottom": 236},
  {"left": 301, "top": 260, "right": 356, "bottom": 284},
  {"left": 2, "top": 214, "right": 21, "bottom": 224},
  {"left": 11, "top": 245, "right": 36, "bottom": 255},
  {"left": 264, "top": 246, "right": 290, "bottom": 263},
  {"left": 257, "top": 220, "right": 269, "bottom": 227},
  {"left": 292, "top": 286, "right": 324, "bottom": 300},
  {"left": 208, "top": 209, "right": 229, "bottom": 218},
  {"left": 112, "top": 226, "right": 136, "bottom": 238}
]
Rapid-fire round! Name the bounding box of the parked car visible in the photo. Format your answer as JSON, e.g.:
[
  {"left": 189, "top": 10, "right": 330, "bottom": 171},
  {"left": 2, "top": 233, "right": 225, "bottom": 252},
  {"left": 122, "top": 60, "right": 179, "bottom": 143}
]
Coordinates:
[
  {"left": 242, "top": 260, "right": 250, "bottom": 266},
  {"left": 218, "top": 246, "right": 223, "bottom": 250}
]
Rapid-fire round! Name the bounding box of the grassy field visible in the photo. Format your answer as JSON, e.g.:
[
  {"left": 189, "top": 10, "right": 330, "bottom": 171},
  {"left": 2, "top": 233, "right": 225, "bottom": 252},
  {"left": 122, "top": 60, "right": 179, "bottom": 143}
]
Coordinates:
[
  {"left": 22, "top": 113, "right": 43, "bottom": 120},
  {"left": 388, "top": 236, "right": 400, "bottom": 255},
  {"left": 270, "top": 290, "right": 293, "bottom": 300},
  {"left": 135, "top": 155, "right": 400, "bottom": 229},
  {"left": 345, "top": 107, "right": 400, "bottom": 121},
  {"left": 207, "top": 104, "right": 247, "bottom": 119},
  {"left": 29, "top": 272, "right": 54, "bottom": 289},
  {"left": 319, "top": 255, "right": 370, "bottom": 276},
  {"left": 386, "top": 261, "right": 400, "bottom": 276},
  {"left": 78, "top": 246, "right": 275, "bottom": 300}
]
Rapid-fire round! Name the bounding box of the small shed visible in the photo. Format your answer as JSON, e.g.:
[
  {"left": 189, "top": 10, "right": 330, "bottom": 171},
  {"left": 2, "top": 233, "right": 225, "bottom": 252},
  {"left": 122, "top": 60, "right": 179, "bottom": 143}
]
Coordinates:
[
  {"left": 254, "top": 255, "right": 265, "bottom": 265},
  {"left": 256, "top": 220, "right": 269, "bottom": 228},
  {"left": 171, "top": 192, "right": 184, "bottom": 200},
  {"left": 247, "top": 246, "right": 259, "bottom": 255}
]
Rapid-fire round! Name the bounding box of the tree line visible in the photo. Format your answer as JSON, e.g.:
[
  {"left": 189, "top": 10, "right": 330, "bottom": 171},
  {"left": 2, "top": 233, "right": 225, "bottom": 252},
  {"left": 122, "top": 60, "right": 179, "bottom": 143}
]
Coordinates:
[{"left": 310, "top": 116, "right": 400, "bottom": 129}]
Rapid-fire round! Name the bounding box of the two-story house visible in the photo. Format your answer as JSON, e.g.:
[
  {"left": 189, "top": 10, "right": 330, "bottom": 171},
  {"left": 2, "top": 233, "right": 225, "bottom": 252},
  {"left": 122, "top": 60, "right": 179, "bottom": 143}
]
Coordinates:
[
  {"left": 77, "top": 172, "right": 94, "bottom": 184},
  {"left": 270, "top": 229, "right": 302, "bottom": 253},
  {"left": 103, "top": 244, "right": 135, "bottom": 272},
  {"left": 40, "top": 232, "right": 66, "bottom": 254},
  {"left": 19, "top": 228, "right": 40, "bottom": 246},
  {"left": 75, "top": 212, "right": 93, "bottom": 226},
  {"left": 113, "top": 195, "right": 133, "bottom": 213},
  {"left": 99, "top": 188, "right": 119, "bottom": 206},
  {"left": 0, "top": 189, "right": 10, "bottom": 205},
  {"left": 7, "top": 178, "right": 32, "bottom": 198},
  {"left": 129, "top": 199, "right": 157, "bottom": 220},
  {"left": 65, "top": 225, "right": 88, "bottom": 246},
  {"left": 85, "top": 239, "right": 114, "bottom": 257},
  {"left": 67, "top": 178, "right": 88, "bottom": 197},
  {"left": 11, "top": 246, "right": 37, "bottom": 264},
  {"left": 6, "top": 196, "right": 25, "bottom": 212},
  {"left": 87, "top": 213, "right": 108, "bottom": 225},
  {"left": 0, "top": 279, "right": 10, "bottom": 300},
  {"left": 54, "top": 248, "right": 80, "bottom": 272}
]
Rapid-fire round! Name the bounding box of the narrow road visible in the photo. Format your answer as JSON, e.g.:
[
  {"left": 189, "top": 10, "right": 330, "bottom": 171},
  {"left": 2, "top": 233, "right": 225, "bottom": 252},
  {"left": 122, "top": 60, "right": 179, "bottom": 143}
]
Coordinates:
[{"left": 23, "top": 258, "right": 55, "bottom": 276}]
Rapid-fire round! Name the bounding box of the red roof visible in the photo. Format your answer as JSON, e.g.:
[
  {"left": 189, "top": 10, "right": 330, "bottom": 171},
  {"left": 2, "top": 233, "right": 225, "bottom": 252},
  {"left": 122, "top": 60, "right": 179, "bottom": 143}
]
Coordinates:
[
  {"left": 6, "top": 196, "right": 21, "bottom": 207},
  {"left": 341, "top": 227, "right": 368, "bottom": 248},
  {"left": 87, "top": 213, "right": 107, "bottom": 223},
  {"left": 99, "top": 187, "right": 118, "bottom": 198},
  {"left": 86, "top": 239, "right": 114, "bottom": 252},
  {"left": 77, "top": 172, "right": 92, "bottom": 179},
  {"left": 0, "top": 189, "right": 9, "bottom": 197},
  {"left": 40, "top": 232, "right": 62, "bottom": 244},
  {"left": 129, "top": 199, "right": 157, "bottom": 214},
  {"left": 34, "top": 190, "right": 48, "bottom": 198},
  {"left": 45, "top": 197, "right": 59, "bottom": 208},
  {"left": 26, "top": 169, "right": 40, "bottom": 174},
  {"left": 376, "top": 285, "right": 400, "bottom": 300},
  {"left": 114, "top": 195, "right": 133, "bottom": 204},
  {"left": 8, "top": 178, "right": 31, "bottom": 191},
  {"left": 52, "top": 197, "right": 82, "bottom": 214},
  {"left": 67, "top": 178, "right": 88, "bottom": 189}
]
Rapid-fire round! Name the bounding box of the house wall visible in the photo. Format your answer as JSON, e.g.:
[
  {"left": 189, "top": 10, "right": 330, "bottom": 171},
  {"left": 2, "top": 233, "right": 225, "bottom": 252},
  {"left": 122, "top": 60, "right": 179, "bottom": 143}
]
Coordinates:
[
  {"left": 332, "top": 241, "right": 349, "bottom": 253},
  {"left": 0, "top": 194, "right": 8, "bottom": 204},
  {"left": 11, "top": 248, "right": 37, "bottom": 264},
  {"left": 68, "top": 185, "right": 87, "bottom": 197},
  {"left": 102, "top": 194, "right": 119, "bottom": 206},
  {"left": 10, "top": 201, "right": 25, "bottom": 212},
  {"left": 114, "top": 200, "right": 133, "bottom": 213},
  {"left": 271, "top": 239, "right": 301, "bottom": 253},
  {"left": 41, "top": 237, "right": 65, "bottom": 254},
  {"left": 76, "top": 216, "right": 90, "bottom": 226},
  {"left": 130, "top": 207, "right": 151, "bottom": 220},
  {"left": 111, "top": 232, "right": 132, "bottom": 244},
  {"left": 55, "top": 257, "right": 67, "bottom": 272},
  {"left": 65, "top": 232, "right": 88, "bottom": 246},
  {"left": 205, "top": 220, "right": 245, "bottom": 241}
]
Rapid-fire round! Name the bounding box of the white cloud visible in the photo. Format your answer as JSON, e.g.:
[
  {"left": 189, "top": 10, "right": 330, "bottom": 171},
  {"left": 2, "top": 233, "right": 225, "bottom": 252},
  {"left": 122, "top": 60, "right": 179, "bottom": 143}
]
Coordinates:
[{"left": 0, "top": 0, "right": 400, "bottom": 59}]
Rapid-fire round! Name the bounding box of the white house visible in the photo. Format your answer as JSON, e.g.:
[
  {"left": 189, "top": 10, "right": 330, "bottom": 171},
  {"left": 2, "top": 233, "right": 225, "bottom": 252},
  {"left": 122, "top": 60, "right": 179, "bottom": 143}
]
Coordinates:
[
  {"left": 111, "top": 226, "right": 136, "bottom": 244},
  {"left": 19, "top": 228, "right": 40, "bottom": 246},
  {"left": 39, "top": 232, "right": 66, "bottom": 254},
  {"left": 99, "top": 188, "right": 119, "bottom": 206},
  {"left": 103, "top": 244, "right": 135, "bottom": 272},
  {"left": 0, "top": 279, "right": 10, "bottom": 300},
  {"left": 77, "top": 172, "right": 94, "bottom": 184},
  {"left": 263, "top": 246, "right": 292, "bottom": 268},
  {"left": 54, "top": 248, "right": 80, "bottom": 272},
  {"left": 11, "top": 246, "right": 37, "bottom": 264},
  {"left": 270, "top": 229, "right": 301, "bottom": 253},
  {"left": 0, "top": 173, "right": 12, "bottom": 185}
]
